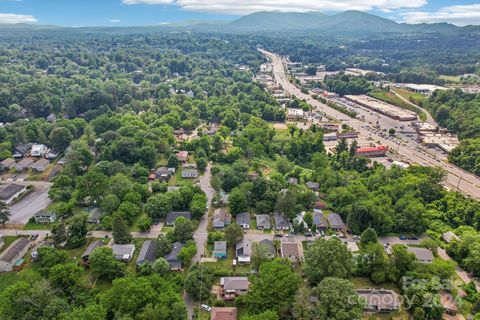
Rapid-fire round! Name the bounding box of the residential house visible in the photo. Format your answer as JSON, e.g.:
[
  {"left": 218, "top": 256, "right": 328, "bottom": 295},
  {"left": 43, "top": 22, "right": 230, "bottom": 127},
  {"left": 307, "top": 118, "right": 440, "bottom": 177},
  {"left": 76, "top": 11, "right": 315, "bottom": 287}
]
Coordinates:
[
  {"left": 274, "top": 211, "right": 290, "bottom": 231},
  {"left": 217, "top": 191, "right": 229, "bottom": 206},
  {"left": 0, "top": 183, "right": 28, "bottom": 205},
  {"left": 0, "top": 237, "right": 30, "bottom": 272},
  {"left": 136, "top": 240, "right": 157, "bottom": 266},
  {"left": 176, "top": 151, "right": 189, "bottom": 163},
  {"left": 165, "top": 242, "right": 184, "bottom": 271},
  {"left": 213, "top": 241, "right": 227, "bottom": 259},
  {"left": 327, "top": 213, "right": 346, "bottom": 231},
  {"left": 46, "top": 113, "right": 56, "bottom": 122},
  {"left": 440, "top": 291, "right": 459, "bottom": 316},
  {"left": 34, "top": 210, "right": 56, "bottom": 224},
  {"left": 235, "top": 239, "right": 252, "bottom": 264},
  {"left": 314, "top": 200, "right": 327, "bottom": 209},
  {"left": 166, "top": 211, "right": 192, "bottom": 226},
  {"left": 213, "top": 208, "right": 232, "bottom": 229},
  {"left": 293, "top": 212, "right": 309, "bottom": 230},
  {"left": 313, "top": 210, "right": 328, "bottom": 230},
  {"left": 235, "top": 212, "right": 250, "bottom": 229},
  {"left": 211, "top": 307, "right": 237, "bottom": 320},
  {"left": 306, "top": 182, "right": 320, "bottom": 191},
  {"left": 288, "top": 177, "right": 298, "bottom": 185},
  {"left": 13, "top": 144, "right": 32, "bottom": 159},
  {"left": 356, "top": 289, "right": 401, "bottom": 313},
  {"left": 14, "top": 158, "right": 34, "bottom": 171},
  {"left": 31, "top": 158, "right": 50, "bottom": 172},
  {"left": 281, "top": 242, "right": 302, "bottom": 262},
  {"left": 112, "top": 244, "right": 136, "bottom": 262},
  {"left": 346, "top": 241, "right": 360, "bottom": 253},
  {"left": 220, "top": 277, "right": 250, "bottom": 300},
  {"left": 257, "top": 239, "right": 276, "bottom": 258},
  {"left": 0, "top": 158, "right": 15, "bottom": 171},
  {"left": 182, "top": 168, "right": 199, "bottom": 179},
  {"left": 256, "top": 214, "right": 271, "bottom": 230},
  {"left": 31, "top": 144, "right": 48, "bottom": 157},
  {"left": 87, "top": 208, "right": 105, "bottom": 224},
  {"left": 167, "top": 186, "right": 181, "bottom": 192},
  {"left": 81, "top": 240, "right": 104, "bottom": 263},
  {"left": 155, "top": 167, "right": 173, "bottom": 182},
  {"left": 247, "top": 172, "right": 259, "bottom": 181},
  {"left": 45, "top": 150, "right": 60, "bottom": 160},
  {"left": 442, "top": 231, "right": 460, "bottom": 243},
  {"left": 407, "top": 247, "right": 434, "bottom": 264}
]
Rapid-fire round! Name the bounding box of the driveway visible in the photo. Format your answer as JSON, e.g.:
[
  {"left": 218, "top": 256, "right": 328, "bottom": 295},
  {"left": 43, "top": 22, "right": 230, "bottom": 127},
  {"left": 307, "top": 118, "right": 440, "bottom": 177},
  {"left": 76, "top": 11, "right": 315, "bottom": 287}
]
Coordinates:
[{"left": 8, "top": 187, "right": 52, "bottom": 224}]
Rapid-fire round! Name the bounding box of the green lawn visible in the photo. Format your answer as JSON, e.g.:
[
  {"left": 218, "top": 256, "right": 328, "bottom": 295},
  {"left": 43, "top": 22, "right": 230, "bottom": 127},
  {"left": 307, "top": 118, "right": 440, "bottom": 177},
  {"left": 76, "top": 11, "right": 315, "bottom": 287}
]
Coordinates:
[
  {"left": 392, "top": 88, "right": 427, "bottom": 107},
  {"left": 369, "top": 89, "right": 427, "bottom": 121},
  {"left": 23, "top": 221, "right": 52, "bottom": 230},
  {"left": 439, "top": 75, "right": 461, "bottom": 83},
  {"left": 0, "top": 236, "right": 18, "bottom": 255}
]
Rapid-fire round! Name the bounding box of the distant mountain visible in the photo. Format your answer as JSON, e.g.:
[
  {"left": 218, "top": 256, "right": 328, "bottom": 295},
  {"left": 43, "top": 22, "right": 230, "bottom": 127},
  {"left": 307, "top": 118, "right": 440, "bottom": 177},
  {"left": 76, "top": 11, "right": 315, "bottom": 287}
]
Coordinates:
[{"left": 226, "top": 10, "right": 459, "bottom": 33}]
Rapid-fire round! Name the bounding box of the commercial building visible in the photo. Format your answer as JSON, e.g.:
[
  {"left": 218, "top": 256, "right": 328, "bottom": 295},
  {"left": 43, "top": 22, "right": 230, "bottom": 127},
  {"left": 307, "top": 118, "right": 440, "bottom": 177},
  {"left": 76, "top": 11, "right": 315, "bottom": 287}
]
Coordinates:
[
  {"left": 345, "top": 95, "right": 417, "bottom": 121},
  {"left": 286, "top": 108, "right": 305, "bottom": 121},
  {"left": 418, "top": 133, "right": 460, "bottom": 153},
  {"left": 396, "top": 83, "right": 447, "bottom": 96},
  {"left": 355, "top": 146, "right": 388, "bottom": 157},
  {"left": 0, "top": 183, "right": 28, "bottom": 205}
]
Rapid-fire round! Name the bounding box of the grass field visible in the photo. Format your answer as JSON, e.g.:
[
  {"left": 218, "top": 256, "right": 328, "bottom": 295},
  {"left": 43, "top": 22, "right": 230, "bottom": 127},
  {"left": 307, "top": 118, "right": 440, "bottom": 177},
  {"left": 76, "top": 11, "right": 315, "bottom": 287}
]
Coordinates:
[
  {"left": 369, "top": 89, "right": 427, "bottom": 121},
  {"left": 439, "top": 75, "right": 462, "bottom": 83},
  {"left": 0, "top": 236, "right": 18, "bottom": 255},
  {"left": 23, "top": 221, "right": 52, "bottom": 230}
]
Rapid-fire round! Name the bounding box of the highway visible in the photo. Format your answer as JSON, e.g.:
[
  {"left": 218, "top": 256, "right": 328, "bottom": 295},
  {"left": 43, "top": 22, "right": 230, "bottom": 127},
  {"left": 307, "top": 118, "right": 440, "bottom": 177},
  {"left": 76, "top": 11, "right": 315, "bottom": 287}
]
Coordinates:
[{"left": 260, "top": 49, "right": 480, "bottom": 199}]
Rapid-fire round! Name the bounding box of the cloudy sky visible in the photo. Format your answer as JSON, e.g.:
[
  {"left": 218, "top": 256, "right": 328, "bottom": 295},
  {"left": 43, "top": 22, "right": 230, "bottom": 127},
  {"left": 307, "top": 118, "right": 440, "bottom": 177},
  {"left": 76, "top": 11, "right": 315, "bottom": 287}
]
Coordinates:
[{"left": 0, "top": 0, "right": 479, "bottom": 27}]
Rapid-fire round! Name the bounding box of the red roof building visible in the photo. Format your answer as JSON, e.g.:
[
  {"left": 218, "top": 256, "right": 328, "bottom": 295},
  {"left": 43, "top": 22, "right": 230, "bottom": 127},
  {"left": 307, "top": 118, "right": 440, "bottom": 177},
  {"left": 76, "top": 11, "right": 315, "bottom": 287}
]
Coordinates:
[
  {"left": 176, "top": 151, "right": 189, "bottom": 163},
  {"left": 355, "top": 146, "right": 388, "bottom": 157}
]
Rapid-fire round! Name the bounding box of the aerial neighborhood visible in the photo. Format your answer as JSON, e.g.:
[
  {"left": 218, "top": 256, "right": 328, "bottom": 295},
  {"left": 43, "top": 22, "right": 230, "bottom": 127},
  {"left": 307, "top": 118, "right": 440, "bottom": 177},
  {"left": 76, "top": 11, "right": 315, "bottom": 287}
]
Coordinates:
[{"left": 1, "top": 7, "right": 480, "bottom": 320}]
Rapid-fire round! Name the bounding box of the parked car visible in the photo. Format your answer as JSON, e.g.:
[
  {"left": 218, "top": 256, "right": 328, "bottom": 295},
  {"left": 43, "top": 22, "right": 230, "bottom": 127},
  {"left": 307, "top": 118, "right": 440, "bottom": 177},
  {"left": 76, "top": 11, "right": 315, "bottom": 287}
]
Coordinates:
[
  {"left": 399, "top": 235, "right": 407, "bottom": 240},
  {"left": 407, "top": 235, "right": 418, "bottom": 240},
  {"left": 201, "top": 304, "right": 212, "bottom": 312}
]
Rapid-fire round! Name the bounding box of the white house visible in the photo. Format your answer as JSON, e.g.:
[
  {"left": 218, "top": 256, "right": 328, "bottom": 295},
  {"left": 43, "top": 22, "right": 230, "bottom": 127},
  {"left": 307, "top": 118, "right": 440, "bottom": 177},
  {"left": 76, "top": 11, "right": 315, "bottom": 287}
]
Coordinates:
[{"left": 30, "top": 144, "right": 48, "bottom": 157}]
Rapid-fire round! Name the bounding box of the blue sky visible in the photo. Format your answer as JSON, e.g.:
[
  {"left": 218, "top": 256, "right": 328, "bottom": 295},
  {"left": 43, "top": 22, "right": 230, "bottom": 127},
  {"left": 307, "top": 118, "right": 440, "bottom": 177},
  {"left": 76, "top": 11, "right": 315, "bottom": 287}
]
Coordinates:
[{"left": 1, "top": 0, "right": 480, "bottom": 26}]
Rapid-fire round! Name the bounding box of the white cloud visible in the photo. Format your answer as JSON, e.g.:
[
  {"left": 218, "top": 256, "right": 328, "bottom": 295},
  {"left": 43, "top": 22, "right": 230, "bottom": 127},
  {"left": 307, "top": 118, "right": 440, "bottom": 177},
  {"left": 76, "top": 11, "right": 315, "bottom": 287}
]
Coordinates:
[
  {"left": 121, "top": 0, "right": 426, "bottom": 15},
  {"left": 0, "top": 13, "right": 37, "bottom": 24},
  {"left": 402, "top": 4, "right": 480, "bottom": 26},
  {"left": 109, "top": 19, "right": 121, "bottom": 23}
]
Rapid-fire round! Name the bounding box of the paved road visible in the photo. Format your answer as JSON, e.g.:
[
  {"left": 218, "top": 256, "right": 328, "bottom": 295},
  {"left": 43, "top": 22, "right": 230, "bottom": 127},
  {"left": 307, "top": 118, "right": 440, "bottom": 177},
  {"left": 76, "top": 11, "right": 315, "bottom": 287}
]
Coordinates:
[
  {"left": 5, "top": 182, "right": 52, "bottom": 224},
  {"left": 261, "top": 49, "right": 480, "bottom": 199},
  {"left": 185, "top": 162, "right": 214, "bottom": 319},
  {"left": 438, "top": 248, "right": 480, "bottom": 291}
]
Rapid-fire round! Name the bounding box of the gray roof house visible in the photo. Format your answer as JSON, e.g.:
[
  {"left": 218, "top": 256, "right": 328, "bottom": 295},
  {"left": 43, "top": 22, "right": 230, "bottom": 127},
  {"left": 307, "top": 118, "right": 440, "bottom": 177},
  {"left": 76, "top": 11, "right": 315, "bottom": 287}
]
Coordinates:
[
  {"left": 14, "top": 158, "right": 34, "bottom": 171},
  {"left": 31, "top": 158, "right": 50, "bottom": 172},
  {"left": 274, "top": 212, "right": 290, "bottom": 231},
  {"left": 13, "top": 144, "right": 32, "bottom": 159},
  {"left": 165, "top": 242, "right": 184, "bottom": 271},
  {"left": 81, "top": 240, "right": 104, "bottom": 263},
  {"left": 236, "top": 212, "right": 250, "bottom": 229},
  {"left": 442, "top": 231, "right": 460, "bottom": 243},
  {"left": 407, "top": 247, "right": 434, "bottom": 264},
  {"left": 256, "top": 214, "right": 271, "bottom": 230},
  {"left": 34, "top": 211, "right": 56, "bottom": 224},
  {"left": 313, "top": 210, "right": 329, "bottom": 229},
  {"left": 87, "top": 208, "right": 105, "bottom": 224},
  {"left": 0, "top": 158, "right": 15, "bottom": 171},
  {"left": 112, "top": 244, "right": 136, "bottom": 262},
  {"left": 0, "top": 237, "right": 30, "bottom": 272},
  {"left": 0, "top": 183, "right": 28, "bottom": 205},
  {"left": 213, "top": 208, "right": 232, "bottom": 229},
  {"left": 182, "top": 168, "right": 199, "bottom": 179},
  {"left": 327, "top": 213, "right": 346, "bottom": 230},
  {"left": 155, "top": 167, "right": 173, "bottom": 182},
  {"left": 220, "top": 277, "right": 250, "bottom": 300},
  {"left": 136, "top": 240, "right": 157, "bottom": 266},
  {"left": 166, "top": 211, "right": 192, "bottom": 226},
  {"left": 281, "top": 242, "right": 302, "bottom": 262},
  {"left": 306, "top": 182, "right": 320, "bottom": 191},
  {"left": 235, "top": 239, "right": 252, "bottom": 264},
  {"left": 213, "top": 241, "right": 227, "bottom": 259}
]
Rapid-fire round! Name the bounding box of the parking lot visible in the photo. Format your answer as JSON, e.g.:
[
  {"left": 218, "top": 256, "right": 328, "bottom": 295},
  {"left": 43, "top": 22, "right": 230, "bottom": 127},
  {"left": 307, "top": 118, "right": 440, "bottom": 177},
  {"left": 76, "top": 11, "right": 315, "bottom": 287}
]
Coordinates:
[{"left": 5, "top": 181, "right": 52, "bottom": 225}]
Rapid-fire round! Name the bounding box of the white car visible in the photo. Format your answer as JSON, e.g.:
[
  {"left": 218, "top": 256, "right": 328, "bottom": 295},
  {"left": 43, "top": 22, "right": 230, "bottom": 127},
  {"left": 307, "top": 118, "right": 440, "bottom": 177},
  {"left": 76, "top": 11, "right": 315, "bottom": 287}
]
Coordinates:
[{"left": 201, "top": 304, "right": 212, "bottom": 312}]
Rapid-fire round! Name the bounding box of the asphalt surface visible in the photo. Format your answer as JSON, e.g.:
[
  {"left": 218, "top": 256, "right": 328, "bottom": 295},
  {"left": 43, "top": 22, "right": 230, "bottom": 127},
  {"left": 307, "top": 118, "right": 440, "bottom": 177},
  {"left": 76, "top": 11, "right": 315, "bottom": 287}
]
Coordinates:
[
  {"left": 261, "top": 49, "right": 480, "bottom": 199},
  {"left": 5, "top": 181, "right": 52, "bottom": 225}
]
